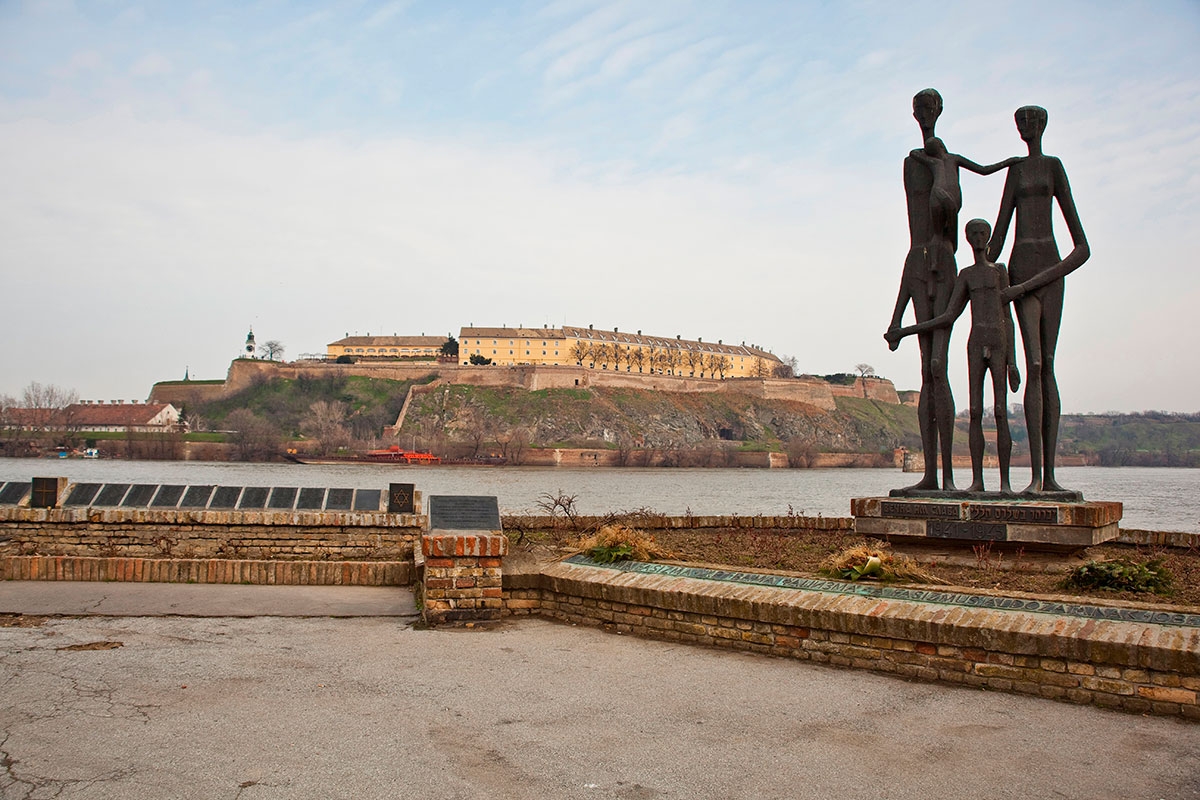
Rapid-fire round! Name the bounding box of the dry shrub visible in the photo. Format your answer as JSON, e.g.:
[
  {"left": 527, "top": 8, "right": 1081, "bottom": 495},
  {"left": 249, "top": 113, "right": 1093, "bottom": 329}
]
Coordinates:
[
  {"left": 574, "top": 524, "right": 674, "bottom": 563},
  {"left": 819, "top": 542, "right": 944, "bottom": 584}
]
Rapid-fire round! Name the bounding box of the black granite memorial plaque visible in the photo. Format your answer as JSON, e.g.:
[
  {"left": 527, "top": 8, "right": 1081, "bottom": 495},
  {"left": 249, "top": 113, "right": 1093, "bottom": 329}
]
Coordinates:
[
  {"left": 94, "top": 484, "right": 130, "bottom": 506},
  {"left": 296, "top": 487, "right": 326, "bottom": 510},
  {"left": 388, "top": 483, "right": 415, "bottom": 513},
  {"left": 429, "top": 495, "right": 501, "bottom": 531},
  {"left": 928, "top": 520, "right": 1006, "bottom": 541},
  {"left": 31, "top": 478, "right": 61, "bottom": 508},
  {"left": 121, "top": 484, "right": 158, "bottom": 507},
  {"left": 180, "top": 485, "right": 215, "bottom": 508},
  {"left": 268, "top": 487, "right": 298, "bottom": 510},
  {"left": 325, "top": 488, "right": 353, "bottom": 510},
  {"left": 210, "top": 486, "right": 243, "bottom": 509},
  {"left": 151, "top": 485, "right": 186, "bottom": 508},
  {"left": 880, "top": 500, "right": 961, "bottom": 520},
  {"left": 238, "top": 487, "right": 269, "bottom": 509},
  {"left": 969, "top": 504, "right": 1059, "bottom": 524},
  {"left": 0, "top": 482, "right": 28, "bottom": 505},
  {"left": 64, "top": 483, "right": 102, "bottom": 506},
  {"left": 354, "top": 489, "right": 382, "bottom": 511}
]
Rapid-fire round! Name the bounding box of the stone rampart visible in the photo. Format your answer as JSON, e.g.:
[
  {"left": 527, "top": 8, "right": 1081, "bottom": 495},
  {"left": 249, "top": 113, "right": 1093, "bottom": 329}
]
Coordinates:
[{"left": 166, "top": 358, "right": 895, "bottom": 412}]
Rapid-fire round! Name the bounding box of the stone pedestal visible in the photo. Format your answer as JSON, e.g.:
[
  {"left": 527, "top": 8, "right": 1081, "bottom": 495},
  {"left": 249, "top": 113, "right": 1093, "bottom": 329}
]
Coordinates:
[{"left": 851, "top": 496, "right": 1122, "bottom": 551}]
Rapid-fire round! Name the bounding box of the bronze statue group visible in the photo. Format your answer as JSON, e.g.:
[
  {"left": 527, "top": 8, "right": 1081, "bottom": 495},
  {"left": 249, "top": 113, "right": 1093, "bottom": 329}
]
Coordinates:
[{"left": 886, "top": 89, "right": 1089, "bottom": 498}]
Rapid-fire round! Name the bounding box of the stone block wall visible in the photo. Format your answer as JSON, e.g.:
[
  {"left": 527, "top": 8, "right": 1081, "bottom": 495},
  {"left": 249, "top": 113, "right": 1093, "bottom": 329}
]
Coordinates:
[
  {"left": 0, "top": 506, "right": 421, "bottom": 562},
  {"left": 419, "top": 532, "right": 508, "bottom": 624},
  {"left": 0, "top": 506, "right": 422, "bottom": 585},
  {"left": 505, "top": 561, "right": 1200, "bottom": 719}
]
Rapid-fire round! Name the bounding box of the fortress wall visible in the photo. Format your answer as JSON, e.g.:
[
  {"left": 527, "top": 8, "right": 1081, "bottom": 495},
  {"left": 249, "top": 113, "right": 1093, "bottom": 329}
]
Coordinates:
[
  {"left": 169, "top": 359, "right": 902, "bottom": 411},
  {"left": 828, "top": 377, "right": 901, "bottom": 404}
]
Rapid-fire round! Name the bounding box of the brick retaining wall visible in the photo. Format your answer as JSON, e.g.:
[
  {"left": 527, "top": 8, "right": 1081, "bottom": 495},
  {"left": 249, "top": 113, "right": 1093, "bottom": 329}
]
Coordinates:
[
  {"left": 2, "top": 555, "right": 409, "bottom": 585},
  {"left": 505, "top": 561, "right": 1200, "bottom": 719}
]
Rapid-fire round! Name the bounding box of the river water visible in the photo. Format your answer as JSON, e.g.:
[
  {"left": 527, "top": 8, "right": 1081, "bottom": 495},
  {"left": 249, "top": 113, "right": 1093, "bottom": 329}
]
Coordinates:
[{"left": 1, "top": 458, "right": 1196, "bottom": 533}]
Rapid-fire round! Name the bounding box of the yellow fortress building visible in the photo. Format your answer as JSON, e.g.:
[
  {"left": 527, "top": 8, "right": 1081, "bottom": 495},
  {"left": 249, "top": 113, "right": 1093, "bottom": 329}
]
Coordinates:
[
  {"left": 326, "top": 335, "right": 447, "bottom": 360},
  {"left": 459, "top": 325, "right": 782, "bottom": 379}
]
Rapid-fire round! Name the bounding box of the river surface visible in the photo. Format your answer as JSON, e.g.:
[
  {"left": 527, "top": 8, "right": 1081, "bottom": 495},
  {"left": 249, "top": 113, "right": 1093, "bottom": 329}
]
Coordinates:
[{"left": 0, "top": 459, "right": 1196, "bottom": 533}]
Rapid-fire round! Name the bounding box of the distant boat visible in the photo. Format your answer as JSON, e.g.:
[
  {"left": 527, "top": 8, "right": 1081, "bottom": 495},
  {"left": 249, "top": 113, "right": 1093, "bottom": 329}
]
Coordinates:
[{"left": 287, "top": 445, "right": 442, "bottom": 466}]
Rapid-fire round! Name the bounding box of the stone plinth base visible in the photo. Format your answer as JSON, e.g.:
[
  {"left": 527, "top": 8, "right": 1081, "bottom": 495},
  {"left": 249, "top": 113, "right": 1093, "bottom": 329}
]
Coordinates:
[
  {"left": 851, "top": 497, "right": 1122, "bottom": 551},
  {"left": 419, "top": 531, "right": 507, "bottom": 625}
]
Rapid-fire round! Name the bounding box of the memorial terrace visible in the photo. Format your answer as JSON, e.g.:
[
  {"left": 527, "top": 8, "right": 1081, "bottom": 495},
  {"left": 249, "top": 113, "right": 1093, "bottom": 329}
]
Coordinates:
[{"left": 459, "top": 324, "right": 783, "bottom": 379}]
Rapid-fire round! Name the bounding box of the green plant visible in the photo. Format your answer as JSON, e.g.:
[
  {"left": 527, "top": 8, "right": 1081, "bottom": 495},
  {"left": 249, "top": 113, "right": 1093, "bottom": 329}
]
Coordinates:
[
  {"left": 587, "top": 543, "right": 635, "bottom": 563},
  {"left": 819, "top": 543, "right": 942, "bottom": 584},
  {"left": 1065, "top": 559, "right": 1173, "bottom": 594}
]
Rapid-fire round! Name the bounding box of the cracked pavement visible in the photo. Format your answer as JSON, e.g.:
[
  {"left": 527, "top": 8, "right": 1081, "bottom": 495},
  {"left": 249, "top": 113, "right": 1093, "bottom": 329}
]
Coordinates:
[{"left": 1, "top": 612, "right": 1199, "bottom": 799}]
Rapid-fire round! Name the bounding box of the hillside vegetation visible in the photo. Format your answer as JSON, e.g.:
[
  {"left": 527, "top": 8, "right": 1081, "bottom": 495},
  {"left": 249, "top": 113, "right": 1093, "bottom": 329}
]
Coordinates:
[{"left": 178, "top": 374, "right": 1198, "bottom": 466}]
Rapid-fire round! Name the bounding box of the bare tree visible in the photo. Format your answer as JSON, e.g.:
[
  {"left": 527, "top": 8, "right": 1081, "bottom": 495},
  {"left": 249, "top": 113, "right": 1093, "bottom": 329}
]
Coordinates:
[
  {"left": 855, "top": 363, "right": 876, "bottom": 397},
  {"left": 685, "top": 348, "right": 704, "bottom": 376},
  {"left": 570, "top": 341, "right": 589, "bottom": 365},
  {"left": 772, "top": 355, "right": 798, "bottom": 379},
  {"left": 611, "top": 344, "right": 626, "bottom": 372},
  {"left": 628, "top": 347, "right": 646, "bottom": 373},
  {"left": 301, "top": 400, "right": 351, "bottom": 455},
  {"left": 752, "top": 356, "right": 770, "bottom": 378},
  {"left": 666, "top": 346, "right": 683, "bottom": 376},
  {"left": 259, "top": 340, "right": 286, "bottom": 361},
  {"left": 592, "top": 343, "right": 612, "bottom": 369},
  {"left": 225, "top": 409, "right": 283, "bottom": 461}
]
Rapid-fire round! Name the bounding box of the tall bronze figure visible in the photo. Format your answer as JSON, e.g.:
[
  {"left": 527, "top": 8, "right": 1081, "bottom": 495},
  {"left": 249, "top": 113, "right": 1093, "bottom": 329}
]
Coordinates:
[
  {"left": 888, "top": 89, "right": 1014, "bottom": 491},
  {"left": 989, "top": 106, "right": 1089, "bottom": 494}
]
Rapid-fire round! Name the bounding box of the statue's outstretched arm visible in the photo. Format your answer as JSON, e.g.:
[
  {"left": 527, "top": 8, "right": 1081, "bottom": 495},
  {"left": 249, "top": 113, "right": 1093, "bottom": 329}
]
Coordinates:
[
  {"left": 987, "top": 168, "right": 1017, "bottom": 261},
  {"left": 958, "top": 154, "right": 1023, "bottom": 176},
  {"left": 1005, "top": 159, "right": 1090, "bottom": 299},
  {"left": 886, "top": 278, "right": 968, "bottom": 349}
]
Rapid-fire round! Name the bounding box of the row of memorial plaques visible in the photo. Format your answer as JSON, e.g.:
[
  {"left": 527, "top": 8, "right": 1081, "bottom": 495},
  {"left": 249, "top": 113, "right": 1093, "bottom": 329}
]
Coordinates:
[{"left": 0, "top": 481, "right": 384, "bottom": 512}]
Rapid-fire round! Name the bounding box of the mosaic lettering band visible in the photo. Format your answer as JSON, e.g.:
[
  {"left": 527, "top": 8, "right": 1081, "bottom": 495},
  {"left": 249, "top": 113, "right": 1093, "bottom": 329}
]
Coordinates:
[{"left": 565, "top": 555, "right": 1200, "bottom": 629}]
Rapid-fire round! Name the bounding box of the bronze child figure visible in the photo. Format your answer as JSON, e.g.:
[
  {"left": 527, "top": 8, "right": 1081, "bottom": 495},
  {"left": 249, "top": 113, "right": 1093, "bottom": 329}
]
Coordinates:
[{"left": 886, "top": 219, "right": 1021, "bottom": 494}]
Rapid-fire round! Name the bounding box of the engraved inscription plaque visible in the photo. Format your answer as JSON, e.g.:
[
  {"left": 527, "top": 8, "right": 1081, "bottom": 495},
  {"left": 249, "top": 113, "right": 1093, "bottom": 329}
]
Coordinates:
[
  {"left": 0, "top": 482, "right": 30, "bottom": 505},
  {"left": 927, "top": 520, "right": 1007, "bottom": 541},
  {"left": 180, "top": 485, "right": 215, "bottom": 508},
  {"left": 969, "top": 504, "right": 1059, "bottom": 524},
  {"left": 64, "top": 483, "right": 102, "bottom": 506},
  {"left": 389, "top": 483, "right": 415, "bottom": 513},
  {"left": 354, "top": 489, "right": 382, "bottom": 511},
  {"left": 296, "top": 487, "right": 326, "bottom": 510},
  {"left": 31, "top": 477, "right": 62, "bottom": 508},
  {"left": 122, "top": 484, "right": 158, "bottom": 507},
  {"left": 429, "top": 495, "right": 501, "bottom": 531},
  {"left": 210, "top": 486, "right": 243, "bottom": 509},
  {"left": 94, "top": 484, "right": 131, "bottom": 506},
  {"left": 151, "top": 485, "right": 186, "bottom": 507},
  {"left": 880, "top": 501, "right": 962, "bottom": 520},
  {"left": 238, "top": 486, "right": 269, "bottom": 509},
  {"left": 268, "top": 487, "right": 298, "bottom": 510},
  {"left": 325, "top": 488, "right": 354, "bottom": 510}
]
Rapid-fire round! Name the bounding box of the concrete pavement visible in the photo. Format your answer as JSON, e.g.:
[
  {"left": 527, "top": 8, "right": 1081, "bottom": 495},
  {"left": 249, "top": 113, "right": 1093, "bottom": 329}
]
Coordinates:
[{"left": 1, "top": 606, "right": 1198, "bottom": 799}]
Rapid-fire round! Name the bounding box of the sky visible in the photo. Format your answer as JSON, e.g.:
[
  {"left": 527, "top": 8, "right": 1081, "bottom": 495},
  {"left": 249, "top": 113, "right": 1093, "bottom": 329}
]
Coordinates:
[{"left": 1, "top": 0, "right": 1198, "bottom": 413}]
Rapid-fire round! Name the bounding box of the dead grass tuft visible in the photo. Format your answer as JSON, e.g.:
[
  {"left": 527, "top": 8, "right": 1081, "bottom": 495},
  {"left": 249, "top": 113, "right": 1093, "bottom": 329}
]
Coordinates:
[
  {"left": 820, "top": 542, "right": 945, "bottom": 584},
  {"left": 574, "top": 524, "right": 674, "bottom": 563}
]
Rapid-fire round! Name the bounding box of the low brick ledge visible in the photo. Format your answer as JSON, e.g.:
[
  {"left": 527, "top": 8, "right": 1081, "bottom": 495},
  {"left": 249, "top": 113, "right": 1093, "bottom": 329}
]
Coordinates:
[
  {"left": 510, "top": 561, "right": 1200, "bottom": 719},
  {"left": 2, "top": 555, "right": 412, "bottom": 586},
  {"left": 0, "top": 506, "right": 423, "bottom": 527}
]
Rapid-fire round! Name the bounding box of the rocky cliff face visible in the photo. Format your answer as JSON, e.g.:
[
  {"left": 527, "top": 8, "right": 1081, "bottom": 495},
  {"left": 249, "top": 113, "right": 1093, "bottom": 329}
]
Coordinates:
[{"left": 397, "top": 385, "right": 920, "bottom": 454}]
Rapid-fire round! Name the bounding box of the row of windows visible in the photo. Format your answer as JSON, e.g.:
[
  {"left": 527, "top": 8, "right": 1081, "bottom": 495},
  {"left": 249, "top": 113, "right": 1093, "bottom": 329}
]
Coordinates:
[{"left": 341, "top": 347, "right": 436, "bottom": 354}]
